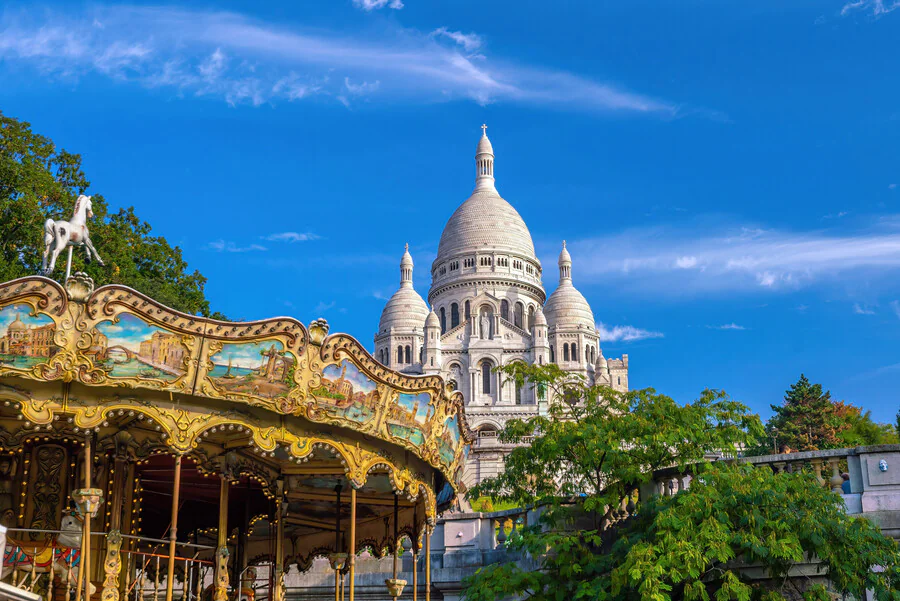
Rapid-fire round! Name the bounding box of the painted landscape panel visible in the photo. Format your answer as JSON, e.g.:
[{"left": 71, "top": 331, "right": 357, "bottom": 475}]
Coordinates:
[
  {"left": 0, "top": 304, "right": 57, "bottom": 370},
  {"left": 386, "top": 392, "right": 432, "bottom": 447},
  {"left": 208, "top": 341, "right": 294, "bottom": 399},
  {"left": 311, "top": 360, "right": 378, "bottom": 424},
  {"left": 94, "top": 314, "right": 187, "bottom": 381},
  {"left": 437, "top": 414, "right": 461, "bottom": 466}
]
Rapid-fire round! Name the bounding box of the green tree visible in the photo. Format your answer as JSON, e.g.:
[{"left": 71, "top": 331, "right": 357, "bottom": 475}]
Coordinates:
[
  {"left": 0, "top": 112, "right": 219, "bottom": 317},
  {"left": 765, "top": 375, "right": 846, "bottom": 452},
  {"left": 464, "top": 364, "right": 900, "bottom": 601},
  {"left": 835, "top": 402, "right": 899, "bottom": 446}
]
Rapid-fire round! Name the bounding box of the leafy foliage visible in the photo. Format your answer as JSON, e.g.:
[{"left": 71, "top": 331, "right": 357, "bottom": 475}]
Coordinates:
[
  {"left": 834, "top": 402, "right": 899, "bottom": 446},
  {"left": 463, "top": 364, "right": 900, "bottom": 601},
  {"left": 0, "top": 112, "right": 220, "bottom": 317}
]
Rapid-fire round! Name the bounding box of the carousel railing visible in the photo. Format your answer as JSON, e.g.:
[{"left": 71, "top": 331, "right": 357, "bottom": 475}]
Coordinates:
[{"left": 2, "top": 528, "right": 215, "bottom": 601}]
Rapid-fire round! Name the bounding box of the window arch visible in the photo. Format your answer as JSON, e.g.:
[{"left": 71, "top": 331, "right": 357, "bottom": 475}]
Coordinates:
[
  {"left": 464, "top": 300, "right": 471, "bottom": 320},
  {"left": 500, "top": 300, "right": 509, "bottom": 321},
  {"left": 440, "top": 307, "right": 446, "bottom": 334},
  {"left": 514, "top": 302, "right": 524, "bottom": 328},
  {"left": 563, "top": 343, "right": 570, "bottom": 362},
  {"left": 481, "top": 360, "right": 492, "bottom": 395},
  {"left": 451, "top": 303, "right": 460, "bottom": 329},
  {"left": 571, "top": 342, "right": 578, "bottom": 362},
  {"left": 397, "top": 345, "right": 403, "bottom": 364},
  {"left": 515, "top": 380, "right": 523, "bottom": 405},
  {"left": 550, "top": 345, "right": 555, "bottom": 363},
  {"left": 405, "top": 345, "right": 411, "bottom": 364},
  {"left": 419, "top": 346, "right": 424, "bottom": 363},
  {"left": 528, "top": 306, "right": 535, "bottom": 329}
]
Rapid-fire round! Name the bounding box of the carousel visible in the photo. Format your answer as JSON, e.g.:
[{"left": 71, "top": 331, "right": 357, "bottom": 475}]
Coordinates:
[{"left": 0, "top": 271, "right": 471, "bottom": 601}]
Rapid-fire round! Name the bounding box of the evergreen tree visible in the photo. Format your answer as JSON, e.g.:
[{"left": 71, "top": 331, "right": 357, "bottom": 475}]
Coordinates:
[{"left": 766, "top": 374, "right": 846, "bottom": 452}]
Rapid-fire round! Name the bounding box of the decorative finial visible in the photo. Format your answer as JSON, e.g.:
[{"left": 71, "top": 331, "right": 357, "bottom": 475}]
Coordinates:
[
  {"left": 481, "top": 123, "right": 488, "bottom": 136},
  {"left": 562, "top": 240, "right": 567, "bottom": 249},
  {"left": 404, "top": 243, "right": 409, "bottom": 252}
]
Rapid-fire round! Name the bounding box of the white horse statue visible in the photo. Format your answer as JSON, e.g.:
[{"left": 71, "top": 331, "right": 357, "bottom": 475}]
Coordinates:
[{"left": 41, "top": 194, "right": 104, "bottom": 276}]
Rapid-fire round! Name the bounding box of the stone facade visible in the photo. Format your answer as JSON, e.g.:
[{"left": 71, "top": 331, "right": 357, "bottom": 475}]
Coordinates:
[{"left": 374, "top": 128, "right": 629, "bottom": 490}]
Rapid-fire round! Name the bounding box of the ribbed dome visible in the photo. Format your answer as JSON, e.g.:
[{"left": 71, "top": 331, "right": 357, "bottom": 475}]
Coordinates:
[
  {"left": 533, "top": 306, "right": 547, "bottom": 327},
  {"left": 476, "top": 134, "right": 494, "bottom": 156},
  {"left": 425, "top": 308, "right": 440, "bottom": 328},
  {"left": 544, "top": 282, "right": 595, "bottom": 330},
  {"left": 544, "top": 242, "right": 595, "bottom": 330},
  {"left": 379, "top": 287, "right": 428, "bottom": 333},
  {"left": 436, "top": 189, "right": 536, "bottom": 260},
  {"left": 379, "top": 245, "right": 429, "bottom": 333}
]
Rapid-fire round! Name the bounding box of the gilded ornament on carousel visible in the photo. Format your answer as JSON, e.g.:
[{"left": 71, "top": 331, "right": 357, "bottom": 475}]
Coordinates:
[{"left": 72, "top": 488, "right": 104, "bottom": 517}]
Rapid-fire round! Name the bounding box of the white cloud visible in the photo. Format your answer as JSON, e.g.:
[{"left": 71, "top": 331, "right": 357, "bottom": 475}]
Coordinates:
[
  {"left": 853, "top": 303, "right": 876, "bottom": 315},
  {"left": 0, "top": 5, "right": 679, "bottom": 115},
  {"left": 352, "top": 0, "right": 404, "bottom": 11},
  {"left": 841, "top": 0, "right": 900, "bottom": 17},
  {"left": 431, "top": 27, "right": 483, "bottom": 53},
  {"left": 597, "top": 323, "right": 664, "bottom": 343},
  {"left": 314, "top": 301, "right": 336, "bottom": 313},
  {"left": 674, "top": 256, "right": 698, "bottom": 269},
  {"left": 708, "top": 323, "right": 746, "bottom": 331},
  {"left": 264, "top": 232, "right": 320, "bottom": 242},
  {"left": 207, "top": 240, "right": 267, "bottom": 252},
  {"left": 568, "top": 216, "right": 900, "bottom": 295}
]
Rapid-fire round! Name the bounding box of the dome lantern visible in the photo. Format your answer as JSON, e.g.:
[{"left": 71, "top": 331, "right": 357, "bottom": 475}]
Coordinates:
[
  {"left": 474, "top": 124, "right": 495, "bottom": 192},
  {"left": 400, "top": 243, "right": 414, "bottom": 288},
  {"left": 558, "top": 241, "right": 572, "bottom": 283}
]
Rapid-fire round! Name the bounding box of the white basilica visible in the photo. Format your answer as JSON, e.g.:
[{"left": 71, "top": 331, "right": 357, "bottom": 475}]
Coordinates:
[{"left": 373, "top": 127, "right": 629, "bottom": 487}]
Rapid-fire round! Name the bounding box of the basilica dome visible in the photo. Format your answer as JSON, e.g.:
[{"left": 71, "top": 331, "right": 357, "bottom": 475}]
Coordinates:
[
  {"left": 544, "top": 242, "right": 596, "bottom": 331},
  {"left": 378, "top": 245, "right": 429, "bottom": 333},
  {"left": 436, "top": 189, "right": 536, "bottom": 261}
]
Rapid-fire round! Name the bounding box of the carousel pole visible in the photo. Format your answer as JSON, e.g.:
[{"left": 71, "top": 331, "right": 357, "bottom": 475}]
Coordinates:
[
  {"left": 334, "top": 483, "right": 342, "bottom": 601},
  {"left": 348, "top": 488, "right": 356, "bottom": 601},
  {"left": 424, "top": 524, "right": 431, "bottom": 601},
  {"left": 274, "top": 480, "right": 285, "bottom": 601},
  {"left": 391, "top": 495, "right": 399, "bottom": 601},
  {"left": 164, "top": 456, "right": 182, "bottom": 601},
  {"left": 214, "top": 475, "right": 230, "bottom": 601},
  {"left": 412, "top": 515, "right": 418, "bottom": 601},
  {"left": 75, "top": 432, "right": 93, "bottom": 601}
]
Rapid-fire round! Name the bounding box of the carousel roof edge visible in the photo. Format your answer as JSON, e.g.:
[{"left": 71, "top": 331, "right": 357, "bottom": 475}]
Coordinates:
[{"left": 0, "top": 274, "right": 474, "bottom": 483}]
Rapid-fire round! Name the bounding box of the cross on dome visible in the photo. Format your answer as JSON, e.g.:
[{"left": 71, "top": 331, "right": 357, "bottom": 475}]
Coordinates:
[{"left": 481, "top": 123, "right": 488, "bottom": 136}]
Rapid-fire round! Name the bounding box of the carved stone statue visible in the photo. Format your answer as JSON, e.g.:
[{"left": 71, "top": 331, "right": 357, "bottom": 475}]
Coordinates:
[
  {"left": 41, "top": 194, "right": 105, "bottom": 276},
  {"left": 479, "top": 312, "right": 491, "bottom": 339}
]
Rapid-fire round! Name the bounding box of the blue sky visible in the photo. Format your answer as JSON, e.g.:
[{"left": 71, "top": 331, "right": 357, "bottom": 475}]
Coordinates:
[{"left": 1, "top": 0, "right": 898, "bottom": 423}]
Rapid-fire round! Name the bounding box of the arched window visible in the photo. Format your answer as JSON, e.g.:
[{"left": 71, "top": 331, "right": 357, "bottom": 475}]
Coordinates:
[
  {"left": 572, "top": 343, "right": 578, "bottom": 362},
  {"left": 440, "top": 308, "right": 446, "bottom": 334},
  {"left": 451, "top": 303, "right": 460, "bottom": 329},
  {"left": 481, "top": 360, "right": 492, "bottom": 395},
  {"left": 379, "top": 349, "right": 384, "bottom": 364},
  {"left": 405, "top": 345, "right": 411, "bottom": 364},
  {"left": 464, "top": 300, "right": 471, "bottom": 320},
  {"left": 563, "top": 344, "right": 570, "bottom": 362},
  {"left": 591, "top": 346, "right": 595, "bottom": 363},
  {"left": 514, "top": 302, "right": 524, "bottom": 328},
  {"left": 585, "top": 346, "right": 590, "bottom": 362},
  {"left": 397, "top": 345, "right": 403, "bottom": 364},
  {"left": 550, "top": 345, "right": 555, "bottom": 363},
  {"left": 419, "top": 346, "right": 424, "bottom": 363},
  {"left": 528, "top": 306, "right": 535, "bottom": 329},
  {"left": 500, "top": 300, "right": 509, "bottom": 321},
  {"left": 515, "top": 380, "right": 522, "bottom": 405}
]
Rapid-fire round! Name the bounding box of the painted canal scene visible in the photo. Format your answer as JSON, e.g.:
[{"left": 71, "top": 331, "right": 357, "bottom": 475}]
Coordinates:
[
  {"left": 0, "top": 305, "right": 57, "bottom": 370},
  {"left": 311, "top": 359, "right": 379, "bottom": 423},
  {"left": 386, "top": 392, "right": 432, "bottom": 447},
  {"left": 208, "top": 340, "right": 295, "bottom": 398},
  {"left": 438, "top": 414, "right": 461, "bottom": 465},
  {"left": 93, "top": 314, "right": 187, "bottom": 380}
]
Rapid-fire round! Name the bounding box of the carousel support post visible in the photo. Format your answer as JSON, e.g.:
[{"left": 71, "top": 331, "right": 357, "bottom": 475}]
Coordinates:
[
  {"left": 424, "top": 525, "right": 431, "bottom": 601},
  {"left": 348, "top": 488, "right": 356, "bottom": 601},
  {"left": 65, "top": 246, "right": 74, "bottom": 280},
  {"left": 412, "top": 515, "right": 418, "bottom": 601},
  {"left": 76, "top": 433, "right": 93, "bottom": 601},
  {"left": 164, "top": 456, "right": 182, "bottom": 601},
  {"left": 214, "top": 476, "right": 230, "bottom": 601},
  {"left": 332, "top": 483, "right": 343, "bottom": 601},
  {"left": 273, "top": 480, "right": 285, "bottom": 601},
  {"left": 384, "top": 493, "right": 405, "bottom": 600}
]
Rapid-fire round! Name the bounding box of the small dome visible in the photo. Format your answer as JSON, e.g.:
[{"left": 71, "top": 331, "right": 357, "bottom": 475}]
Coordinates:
[
  {"left": 8, "top": 314, "right": 25, "bottom": 331},
  {"left": 379, "top": 247, "right": 429, "bottom": 333},
  {"left": 533, "top": 307, "right": 547, "bottom": 327},
  {"left": 544, "top": 242, "right": 595, "bottom": 330},
  {"left": 379, "top": 288, "right": 429, "bottom": 333},
  {"left": 544, "top": 284, "right": 595, "bottom": 331},
  {"left": 595, "top": 351, "right": 608, "bottom": 369},
  {"left": 425, "top": 307, "right": 440, "bottom": 328}
]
